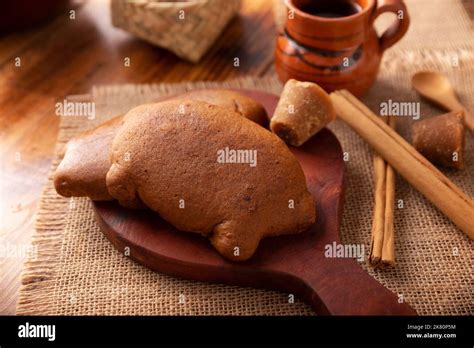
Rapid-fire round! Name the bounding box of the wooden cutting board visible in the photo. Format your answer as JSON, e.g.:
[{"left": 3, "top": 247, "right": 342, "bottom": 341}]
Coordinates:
[{"left": 92, "top": 90, "right": 416, "bottom": 315}]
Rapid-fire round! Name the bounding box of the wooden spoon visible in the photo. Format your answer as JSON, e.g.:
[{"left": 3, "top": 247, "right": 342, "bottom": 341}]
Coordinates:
[{"left": 412, "top": 71, "right": 474, "bottom": 133}]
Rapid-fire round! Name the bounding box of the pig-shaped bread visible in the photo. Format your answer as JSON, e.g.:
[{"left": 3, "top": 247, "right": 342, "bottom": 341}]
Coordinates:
[{"left": 106, "top": 100, "right": 315, "bottom": 261}]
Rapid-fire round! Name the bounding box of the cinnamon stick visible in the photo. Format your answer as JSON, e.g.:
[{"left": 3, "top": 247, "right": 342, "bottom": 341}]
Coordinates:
[
  {"left": 382, "top": 117, "right": 396, "bottom": 265},
  {"left": 370, "top": 116, "right": 396, "bottom": 266},
  {"left": 330, "top": 90, "right": 474, "bottom": 240},
  {"left": 369, "top": 123, "right": 387, "bottom": 265}
]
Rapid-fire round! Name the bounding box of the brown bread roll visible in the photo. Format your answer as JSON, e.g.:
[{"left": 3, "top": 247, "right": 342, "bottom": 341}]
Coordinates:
[{"left": 106, "top": 100, "right": 315, "bottom": 261}]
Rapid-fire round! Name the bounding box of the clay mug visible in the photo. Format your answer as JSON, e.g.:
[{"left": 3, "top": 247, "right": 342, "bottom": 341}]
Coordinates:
[{"left": 275, "top": 0, "right": 410, "bottom": 96}]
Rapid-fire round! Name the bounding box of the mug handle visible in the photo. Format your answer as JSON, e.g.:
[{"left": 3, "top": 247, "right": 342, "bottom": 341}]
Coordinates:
[{"left": 371, "top": 0, "right": 410, "bottom": 52}]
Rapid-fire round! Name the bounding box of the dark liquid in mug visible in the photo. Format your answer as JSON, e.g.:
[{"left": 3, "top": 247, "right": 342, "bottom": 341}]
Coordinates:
[{"left": 300, "top": 0, "right": 362, "bottom": 18}]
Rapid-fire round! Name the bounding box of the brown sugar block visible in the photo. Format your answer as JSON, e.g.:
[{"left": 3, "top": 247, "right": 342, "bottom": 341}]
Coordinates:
[
  {"left": 412, "top": 111, "right": 466, "bottom": 170},
  {"left": 54, "top": 89, "right": 268, "bottom": 203},
  {"left": 270, "top": 79, "right": 336, "bottom": 147},
  {"left": 106, "top": 100, "right": 316, "bottom": 261}
]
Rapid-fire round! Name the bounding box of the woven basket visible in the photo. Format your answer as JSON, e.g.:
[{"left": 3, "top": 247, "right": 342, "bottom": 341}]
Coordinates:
[{"left": 111, "top": 0, "right": 241, "bottom": 63}]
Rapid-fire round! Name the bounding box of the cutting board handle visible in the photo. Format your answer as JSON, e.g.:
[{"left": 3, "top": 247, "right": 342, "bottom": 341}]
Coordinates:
[{"left": 294, "top": 256, "right": 417, "bottom": 315}]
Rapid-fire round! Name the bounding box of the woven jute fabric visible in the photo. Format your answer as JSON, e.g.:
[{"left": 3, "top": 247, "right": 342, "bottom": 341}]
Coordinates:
[{"left": 17, "top": 1, "right": 473, "bottom": 315}]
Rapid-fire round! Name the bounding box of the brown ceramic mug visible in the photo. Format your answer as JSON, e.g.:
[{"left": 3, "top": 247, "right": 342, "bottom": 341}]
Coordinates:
[{"left": 275, "top": 0, "right": 410, "bottom": 96}]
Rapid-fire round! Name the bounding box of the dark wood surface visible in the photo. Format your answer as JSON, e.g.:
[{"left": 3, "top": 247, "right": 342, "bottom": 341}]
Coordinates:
[
  {"left": 93, "top": 90, "right": 416, "bottom": 315},
  {"left": 0, "top": 0, "right": 276, "bottom": 314}
]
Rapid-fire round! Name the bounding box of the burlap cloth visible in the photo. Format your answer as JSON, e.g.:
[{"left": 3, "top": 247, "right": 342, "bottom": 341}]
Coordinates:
[{"left": 17, "top": 0, "right": 473, "bottom": 315}]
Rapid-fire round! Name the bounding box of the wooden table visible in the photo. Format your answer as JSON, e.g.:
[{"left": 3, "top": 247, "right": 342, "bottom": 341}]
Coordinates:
[{"left": 0, "top": 0, "right": 276, "bottom": 315}]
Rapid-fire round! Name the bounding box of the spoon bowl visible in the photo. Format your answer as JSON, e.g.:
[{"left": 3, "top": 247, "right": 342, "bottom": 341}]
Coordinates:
[{"left": 412, "top": 71, "right": 454, "bottom": 98}]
